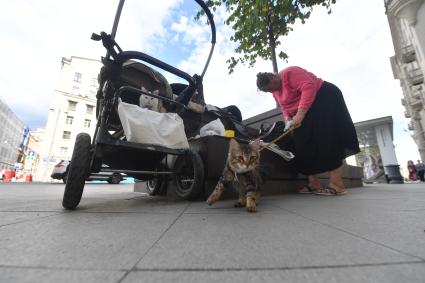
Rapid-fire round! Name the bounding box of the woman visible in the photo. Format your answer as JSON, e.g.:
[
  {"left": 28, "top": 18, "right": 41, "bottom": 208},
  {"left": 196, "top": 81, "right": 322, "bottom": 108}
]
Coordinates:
[
  {"left": 407, "top": 160, "right": 418, "bottom": 181},
  {"left": 256, "top": 66, "right": 360, "bottom": 195}
]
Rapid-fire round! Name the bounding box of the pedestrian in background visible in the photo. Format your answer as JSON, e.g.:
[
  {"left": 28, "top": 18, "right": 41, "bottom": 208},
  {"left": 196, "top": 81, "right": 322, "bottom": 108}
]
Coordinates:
[
  {"left": 407, "top": 160, "right": 418, "bottom": 181},
  {"left": 415, "top": 160, "right": 425, "bottom": 182}
]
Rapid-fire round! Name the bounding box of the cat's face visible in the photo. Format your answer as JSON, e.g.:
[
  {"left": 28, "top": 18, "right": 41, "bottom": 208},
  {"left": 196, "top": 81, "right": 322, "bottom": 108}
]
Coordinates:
[
  {"left": 228, "top": 139, "right": 260, "bottom": 173},
  {"left": 139, "top": 93, "right": 158, "bottom": 111}
]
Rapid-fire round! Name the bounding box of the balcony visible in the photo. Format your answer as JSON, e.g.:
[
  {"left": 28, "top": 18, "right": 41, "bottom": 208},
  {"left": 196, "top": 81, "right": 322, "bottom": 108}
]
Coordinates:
[
  {"left": 411, "top": 83, "right": 423, "bottom": 92},
  {"left": 401, "top": 44, "right": 416, "bottom": 64},
  {"left": 385, "top": 0, "right": 424, "bottom": 25},
  {"left": 409, "top": 95, "right": 423, "bottom": 110},
  {"left": 405, "top": 110, "right": 411, "bottom": 118},
  {"left": 407, "top": 68, "right": 424, "bottom": 85},
  {"left": 408, "top": 122, "right": 414, "bottom": 131},
  {"left": 401, "top": 98, "right": 407, "bottom": 106},
  {"left": 411, "top": 85, "right": 422, "bottom": 98}
]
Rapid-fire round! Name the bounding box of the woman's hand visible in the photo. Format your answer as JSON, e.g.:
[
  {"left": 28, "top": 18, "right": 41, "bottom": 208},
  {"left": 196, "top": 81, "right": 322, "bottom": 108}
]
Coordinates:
[{"left": 292, "top": 109, "right": 307, "bottom": 127}]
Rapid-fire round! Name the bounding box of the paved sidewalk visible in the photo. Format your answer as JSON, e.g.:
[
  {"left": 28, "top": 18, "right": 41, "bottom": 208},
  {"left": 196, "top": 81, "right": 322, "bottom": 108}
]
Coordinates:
[{"left": 0, "top": 182, "right": 424, "bottom": 282}]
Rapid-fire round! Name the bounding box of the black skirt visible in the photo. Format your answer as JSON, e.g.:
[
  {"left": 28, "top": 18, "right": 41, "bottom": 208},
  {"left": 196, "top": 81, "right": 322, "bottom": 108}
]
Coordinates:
[{"left": 292, "top": 81, "right": 360, "bottom": 175}]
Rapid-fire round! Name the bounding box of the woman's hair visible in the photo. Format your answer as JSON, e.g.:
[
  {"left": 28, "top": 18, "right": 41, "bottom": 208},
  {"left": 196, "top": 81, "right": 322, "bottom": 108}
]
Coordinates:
[{"left": 256, "top": 72, "right": 274, "bottom": 90}]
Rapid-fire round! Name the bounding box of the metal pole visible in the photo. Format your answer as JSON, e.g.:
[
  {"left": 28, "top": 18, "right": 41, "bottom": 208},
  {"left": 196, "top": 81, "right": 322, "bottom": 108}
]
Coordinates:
[
  {"left": 106, "top": 0, "right": 125, "bottom": 59},
  {"left": 101, "top": 169, "right": 175, "bottom": 175},
  {"left": 111, "top": 0, "right": 125, "bottom": 40}
]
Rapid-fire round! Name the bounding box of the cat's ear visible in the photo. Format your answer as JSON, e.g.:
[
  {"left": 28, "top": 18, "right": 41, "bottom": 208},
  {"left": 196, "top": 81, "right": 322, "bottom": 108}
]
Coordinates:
[
  {"left": 250, "top": 139, "right": 261, "bottom": 150},
  {"left": 229, "top": 138, "right": 239, "bottom": 150}
]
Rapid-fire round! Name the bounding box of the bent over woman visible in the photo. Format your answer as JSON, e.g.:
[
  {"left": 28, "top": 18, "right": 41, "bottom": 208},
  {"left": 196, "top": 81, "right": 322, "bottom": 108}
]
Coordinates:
[{"left": 256, "top": 66, "right": 360, "bottom": 195}]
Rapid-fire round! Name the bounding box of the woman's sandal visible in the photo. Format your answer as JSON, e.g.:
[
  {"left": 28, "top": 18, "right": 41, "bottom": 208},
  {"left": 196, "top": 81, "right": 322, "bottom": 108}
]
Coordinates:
[
  {"left": 314, "top": 186, "right": 347, "bottom": 196},
  {"left": 297, "top": 185, "right": 315, "bottom": 194}
]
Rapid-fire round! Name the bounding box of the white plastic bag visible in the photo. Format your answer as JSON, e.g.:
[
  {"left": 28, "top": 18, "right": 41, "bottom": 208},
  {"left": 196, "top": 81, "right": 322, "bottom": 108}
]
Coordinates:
[
  {"left": 199, "top": 118, "right": 225, "bottom": 137},
  {"left": 117, "top": 100, "right": 189, "bottom": 149}
]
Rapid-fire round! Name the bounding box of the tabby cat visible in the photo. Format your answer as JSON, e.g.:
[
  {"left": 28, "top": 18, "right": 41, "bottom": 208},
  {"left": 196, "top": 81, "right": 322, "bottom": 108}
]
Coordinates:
[{"left": 206, "top": 138, "right": 262, "bottom": 212}]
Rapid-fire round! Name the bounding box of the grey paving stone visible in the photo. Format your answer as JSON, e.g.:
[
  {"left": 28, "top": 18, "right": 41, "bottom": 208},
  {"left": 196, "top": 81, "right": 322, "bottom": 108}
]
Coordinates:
[
  {"left": 136, "top": 212, "right": 416, "bottom": 270},
  {"left": 0, "top": 267, "right": 125, "bottom": 283},
  {"left": 0, "top": 183, "right": 140, "bottom": 212},
  {"left": 82, "top": 195, "right": 189, "bottom": 214},
  {"left": 0, "top": 212, "right": 178, "bottom": 269},
  {"left": 185, "top": 197, "right": 285, "bottom": 214},
  {"left": 0, "top": 212, "right": 59, "bottom": 227},
  {"left": 1, "top": 182, "right": 424, "bottom": 282},
  {"left": 124, "top": 263, "right": 425, "bottom": 283},
  {"left": 268, "top": 185, "right": 425, "bottom": 259}
]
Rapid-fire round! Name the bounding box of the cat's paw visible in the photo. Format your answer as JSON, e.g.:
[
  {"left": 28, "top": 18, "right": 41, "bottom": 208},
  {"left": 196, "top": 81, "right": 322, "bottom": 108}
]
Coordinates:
[
  {"left": 207, "top": 186, "right": 225, "bottom": 206},
  {"left": 206, "top": 196, "right": 218, "bottom": 206},
  {"left": 246, "top": 203, "right": 256, "bottom": 213},
  {"left": 246, "top": 192, "right": 257, "bottom": 212}
]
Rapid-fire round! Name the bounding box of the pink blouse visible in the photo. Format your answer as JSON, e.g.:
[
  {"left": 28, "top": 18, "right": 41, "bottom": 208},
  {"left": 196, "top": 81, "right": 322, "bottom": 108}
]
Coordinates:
[{"left": 272, "top": 66, "right": 323, "bottom": 119}]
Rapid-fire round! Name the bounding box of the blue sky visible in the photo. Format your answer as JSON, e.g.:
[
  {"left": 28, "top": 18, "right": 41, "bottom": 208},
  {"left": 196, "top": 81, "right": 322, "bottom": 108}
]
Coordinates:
[{"left": 0, "top": 0, "right": 421, "bottom": 168}]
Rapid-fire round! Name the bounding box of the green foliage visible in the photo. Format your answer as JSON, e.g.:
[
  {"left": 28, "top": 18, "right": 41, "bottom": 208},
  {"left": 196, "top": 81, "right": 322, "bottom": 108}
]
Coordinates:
[{"left": 197, "top": 0, "right": 336, "bottom": 73}]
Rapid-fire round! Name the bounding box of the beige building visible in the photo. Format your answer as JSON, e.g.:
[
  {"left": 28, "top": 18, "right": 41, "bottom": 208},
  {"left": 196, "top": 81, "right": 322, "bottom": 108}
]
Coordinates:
[
  {"left": 35, "top": 56, "right": 102, "bottom": 181},
  {"left": 385, "top": 0, "right": 425, "bottom": 161},
  {"left": 24, "top": 128, "right": 44, "bottom": 179}
]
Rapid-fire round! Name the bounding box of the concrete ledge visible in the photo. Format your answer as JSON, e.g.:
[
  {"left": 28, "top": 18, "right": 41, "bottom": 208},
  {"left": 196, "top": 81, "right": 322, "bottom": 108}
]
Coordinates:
[{"left": 134, "top": 163, "right": 363, "bottom": 200}]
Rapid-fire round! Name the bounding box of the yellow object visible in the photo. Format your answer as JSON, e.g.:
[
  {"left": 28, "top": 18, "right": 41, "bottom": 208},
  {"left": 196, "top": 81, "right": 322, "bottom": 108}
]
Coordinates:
[
  {"left": 259, "top": 124, "right": 300, "bottom": 152},
  {"left": 225, "top": 130, "right": 235, "bottom": 138}
]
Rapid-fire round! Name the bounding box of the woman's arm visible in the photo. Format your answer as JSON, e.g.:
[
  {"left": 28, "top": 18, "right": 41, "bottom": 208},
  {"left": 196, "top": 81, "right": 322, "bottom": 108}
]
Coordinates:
[{"left": 285, "top": 67, "right": 321, "bottom": 126}]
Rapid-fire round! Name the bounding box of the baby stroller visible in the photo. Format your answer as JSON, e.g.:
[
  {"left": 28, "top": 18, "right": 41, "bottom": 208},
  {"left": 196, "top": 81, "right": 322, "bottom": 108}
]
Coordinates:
[{"left": 62, "top": 0, "right": 257, "bottom": 209}]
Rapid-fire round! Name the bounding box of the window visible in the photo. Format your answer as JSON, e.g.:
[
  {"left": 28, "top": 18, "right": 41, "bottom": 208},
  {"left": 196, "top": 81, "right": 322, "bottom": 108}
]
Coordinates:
[
  {"left": 60, "top": 147, "right": 68, "bottom": 156},
  {"left": 89, "top": 90, "right": 96, "bottom": 98},
  {"left": 84, "top": 119, "right": 91, "bottom": 128},
  {"left": 72, "top": 86, "right": 79, "bottom": 95},
  {"left": 91, "top": 77, "right": 98, "bottom": 87},
  {"left": 74, "top": 72, "right": 82, "bottom": 83},
  {"left": 62, "top": 131, "right": 71, "bottom": 139},
  {"left": 86, "top": 104, "right": 94, "bottom": 115},
  {"left": 65, "top": 116, "right": 73, "bottom": 125},
  {"left": 68, "top": 100, "right": 77, "bottom": 111}
]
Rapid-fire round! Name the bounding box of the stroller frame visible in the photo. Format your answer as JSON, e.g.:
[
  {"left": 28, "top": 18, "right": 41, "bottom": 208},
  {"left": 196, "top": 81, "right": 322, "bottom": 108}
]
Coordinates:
[{"left": 62, "top": 0, "right": 217, "bottom": 209}]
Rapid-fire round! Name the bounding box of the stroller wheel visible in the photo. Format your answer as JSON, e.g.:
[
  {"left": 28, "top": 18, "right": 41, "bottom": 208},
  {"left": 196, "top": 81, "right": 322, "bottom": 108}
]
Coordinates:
[
  {"left": 173, "top": 150, "right": 204, "bottom": 200},
  {"left": 62, "top": 133, "right": 91, "bottom": 210},
  {"left": 146, "top": 176, "right": 167, "bottom": 196},
  {"left": 107, "top": 173, "right": 122, "bottom": 184}
]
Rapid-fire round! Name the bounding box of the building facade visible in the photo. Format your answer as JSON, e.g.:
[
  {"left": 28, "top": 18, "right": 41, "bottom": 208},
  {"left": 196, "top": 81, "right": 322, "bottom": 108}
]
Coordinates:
[
  {"left": 0, "top": 98, "right": 26, "bottom": 171},
  {"left": 36, "top": 56, "right": 102, "bottom": 181},
  {"left": 21, "top": 128, "right": 45, "bottom": 179},
  {"left": 385, "top": 0, "right": 425, "bottom": 161}
]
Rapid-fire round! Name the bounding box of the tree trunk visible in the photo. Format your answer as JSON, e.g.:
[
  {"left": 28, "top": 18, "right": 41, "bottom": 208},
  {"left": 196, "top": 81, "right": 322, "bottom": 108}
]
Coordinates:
[
  {"left": 269, "top": 38, "right": 278, "bottom": 74},
  {"left": 265, "top": 4, "right": 279, "bottom": 108},
  {"left": 266, "top": 12, "right": 278, "bottom": 73}
]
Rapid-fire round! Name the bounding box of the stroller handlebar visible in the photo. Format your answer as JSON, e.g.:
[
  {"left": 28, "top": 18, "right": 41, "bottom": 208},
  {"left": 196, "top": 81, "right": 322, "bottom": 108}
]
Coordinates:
[
  {"left": 194, "top": 0, "right": 216, "bottom": 44},
  {"left": 93, "top": 32, "right": 195, "bottom": 85},
  {"left": 116, "top": 51, "right": 195, "bottom": 85}
]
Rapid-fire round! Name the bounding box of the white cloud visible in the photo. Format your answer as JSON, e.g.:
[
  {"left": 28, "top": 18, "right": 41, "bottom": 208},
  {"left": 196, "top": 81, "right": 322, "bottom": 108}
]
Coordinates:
[{"left": 171, "top": 16, "right": 208, "bottom": 45}]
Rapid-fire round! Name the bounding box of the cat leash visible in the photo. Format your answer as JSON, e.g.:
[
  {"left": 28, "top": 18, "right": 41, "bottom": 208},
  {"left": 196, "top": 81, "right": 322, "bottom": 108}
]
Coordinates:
[{"left": 258, "top": 124, "right": 300, "bottom": 152}]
